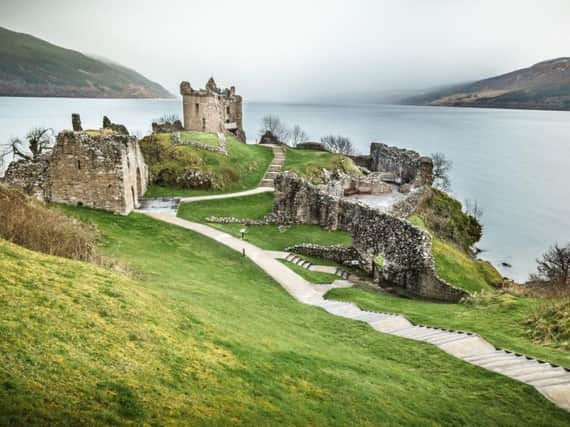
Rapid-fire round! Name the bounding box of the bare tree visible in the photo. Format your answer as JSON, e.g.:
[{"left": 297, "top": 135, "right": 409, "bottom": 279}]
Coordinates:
[
  {"left": 289, "top": 124, "right": 309, "bottom": 147},
  {"left": 10, "top": 127, "right": 54, "bottom": 161},
  {"left": 432, "top": 152, "right": 452, "bottom": 191},
  {"left": 320, "top": 134, "right": 355, "bottom": 155},
  {"left": 154, "top": 114, "right": 180, "bottom": 124},
  {"left": 464, "top": 198, "right": 484, "bottom": 221},
  {"left": 535, "top": 243, "right": 570, "bottom": 286},
  {"left": 259, "top": 114, "right": 290, "bottom": 142}
]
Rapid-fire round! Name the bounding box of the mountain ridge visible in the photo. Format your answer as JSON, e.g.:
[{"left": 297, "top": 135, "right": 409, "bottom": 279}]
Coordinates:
[
  {"left": 403, "top": 58, "right": 570, "bottom": 111},
  {"left": 0, "top": 26, "right": 173, "bottom": 99}
]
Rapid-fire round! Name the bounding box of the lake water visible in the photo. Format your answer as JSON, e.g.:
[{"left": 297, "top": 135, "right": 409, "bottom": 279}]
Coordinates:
[{"left": 1, "top": 97, "right": 569, "bottom": 281}]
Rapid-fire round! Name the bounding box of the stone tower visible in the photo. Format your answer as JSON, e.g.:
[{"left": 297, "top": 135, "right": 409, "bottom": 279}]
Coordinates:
[{"left": 180, "top": 78, "right": 246, "bottom": 142}]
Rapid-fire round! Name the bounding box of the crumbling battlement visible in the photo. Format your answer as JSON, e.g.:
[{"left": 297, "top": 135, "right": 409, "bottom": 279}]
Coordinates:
[
  {"left": 272, "top": 172, "right": 467, "bottom": 302},
  {"left": 180, "top": 78, "right": 246, "bottom": 142},
  {"left": 4, "top": 116, "right": 148, "bottom": 214}
]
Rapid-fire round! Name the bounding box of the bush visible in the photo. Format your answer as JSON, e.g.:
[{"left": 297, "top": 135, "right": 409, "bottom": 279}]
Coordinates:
[
  {"left": 0, "top": 184, "right": 96, "bottom": 261},
  {"left": 526, "top": 298, "right": 570, "bottom": 351}
]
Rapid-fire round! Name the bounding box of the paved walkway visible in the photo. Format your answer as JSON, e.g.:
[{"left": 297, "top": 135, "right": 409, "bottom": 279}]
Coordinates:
[{"left": 141, "top": 210, "right": 570, "bottom": 411}]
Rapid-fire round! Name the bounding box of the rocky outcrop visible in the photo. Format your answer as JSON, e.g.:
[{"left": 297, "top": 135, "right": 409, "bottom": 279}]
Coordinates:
[{"left": 273, "top": 172, "right": 467, "bottom": 302}]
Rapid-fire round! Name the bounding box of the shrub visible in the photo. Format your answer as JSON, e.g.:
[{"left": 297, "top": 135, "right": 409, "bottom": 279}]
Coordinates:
[
  {"left": 0, "top": 184, "right": 96, "bottom": 261},
  {"left": 525, "top": 298, "right": 570, "bottom": 351}
]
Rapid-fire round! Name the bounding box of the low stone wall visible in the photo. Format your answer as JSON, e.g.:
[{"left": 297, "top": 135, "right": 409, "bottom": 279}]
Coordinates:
[
  {"left": 388, "top": 186, "right": 432, "bottom": 219},
  {"left": 205, "top": 215, "right": 279, "bottom": 225},
  {"left": 285, "top": 243, "right": 360, "bottom": 266},
  {"left": 152, "top": 120, "right": 184, "bottom": 134},
  {"left": 172, "top": 133, "right": 228, "bottom": 155},
  {"left": 273, "top": 172, "right": 468, "bottom": 302}
]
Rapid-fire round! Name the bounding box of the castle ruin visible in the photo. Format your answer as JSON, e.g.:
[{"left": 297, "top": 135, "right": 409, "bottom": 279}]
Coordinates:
[
  {"left": 4, "top": 115, "right": 148, "bottom": 214},
  {"left": 180, "top": 78, "right": 246, "bottom": 142}
]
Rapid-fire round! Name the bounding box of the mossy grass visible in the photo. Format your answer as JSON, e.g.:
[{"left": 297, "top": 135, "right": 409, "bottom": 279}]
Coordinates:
[
  {"left": 142, "top": 134, "right": 273, "bottom": 198},
  {"left": 2, "top": 206, "right": 569, "bottom": 424},
  {"left": 279, "top": 260, "right": 339, "bottom": 284},
  {"left": 283, "top": 148, "right": 360, "bottom": 183},
  {"left": 177, "top": 193, "right": 352, "bottom": 251},
  {"left": 179, "top": 131, "right": 219, "bottom": 146}
]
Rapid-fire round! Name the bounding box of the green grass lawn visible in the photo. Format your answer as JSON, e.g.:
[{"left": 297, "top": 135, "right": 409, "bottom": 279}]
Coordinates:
[
  {"left": 179, "top": 131, "right": 219, "bottom": 146},
  {"left": 279, "top": 260, "right": 339, "bottom": 284},
  {"left": 283, "top": 148, "right": 360, "bottom": 183},
  {"left": 143, "top": 134, "right": 273, "bottom": 198},
  {"left": 325, "top": 286, "right": 570, "bottom": 368},
  {"left": 409, "top": 215, "right": 502, "bottom": 292},
  {"left": 177, "top": 193, "right": 352, "bottom": 251},
  {"left": 2, "top": 207, "right": 569, "bottom": 425}
]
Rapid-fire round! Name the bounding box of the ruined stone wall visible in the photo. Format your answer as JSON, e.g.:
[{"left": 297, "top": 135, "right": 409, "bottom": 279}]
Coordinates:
[
  {"left": 3, "top": 156, "right": 50, "bottom": 200},
  {"left": 284, "top": 244, "right": 360, "bottom": 266},
  {"left": 48, "top": 131, "right": 147, "bottom": 214},
  {"left": 366, "top": 143, "right": 433, "bottom": 186},
  {"left": 273, "top": 173, "right": 467, "bottom": 302}
]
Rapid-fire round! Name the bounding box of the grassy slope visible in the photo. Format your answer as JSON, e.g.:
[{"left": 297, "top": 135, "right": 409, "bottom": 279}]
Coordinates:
[
  {"left": 0, "top": 26, "right": 171, "bottom": 98},
  {"left": 283, "top": 148, "right": 360, "bottom": 183},
  {"left": 409, "top": 214, "right": 501, "bottom": 293},
  {"left": 144, "top": 135, "right": 273, "bottom": 197},
  {"left": 180, "top": 131, "right": 220, "bottom": 147},
  {"left": 279, "top": 260, "right": 340, "bottom": 284},
  {"left": 177, "top": 192, "right": 352, "bottom": 251},
  {"left": 326, "top": 286, "right": 570, "bottom": 368},
  {"left": 2, "top": 208, "right": 570, "bottom": 425}
]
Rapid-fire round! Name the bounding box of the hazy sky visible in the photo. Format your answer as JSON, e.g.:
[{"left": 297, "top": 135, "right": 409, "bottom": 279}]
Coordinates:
[{"left": 2, "top": 0, "right": 569, "bottom": 101}]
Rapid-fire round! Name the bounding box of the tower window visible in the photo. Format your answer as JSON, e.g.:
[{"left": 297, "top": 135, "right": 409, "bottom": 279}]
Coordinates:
[
  {"left": 77, "top": 160, "right": 81, "bottom": 170},
  {"left": 195, "top": 103, "right": 199, "bottom": 113}
]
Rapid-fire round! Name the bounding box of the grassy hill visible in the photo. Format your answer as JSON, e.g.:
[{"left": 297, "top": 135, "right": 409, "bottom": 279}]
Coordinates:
[
  {"left": 2, "top": 207, "right": 570, "bottom": 425},
  {"left": 404, "top": 58, "right": 570, "bottom": 111},
  {"left": 0, "top": 26, "right": 172, "bottom": 98}
]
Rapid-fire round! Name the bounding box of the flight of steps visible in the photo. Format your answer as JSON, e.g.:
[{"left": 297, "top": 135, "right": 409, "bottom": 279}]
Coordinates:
[
  {"left": 259, "top": 145, "right": 286, "bottom": 188},
  {"left": 285, "top": 253, "right": 351, "bottom": 280}
]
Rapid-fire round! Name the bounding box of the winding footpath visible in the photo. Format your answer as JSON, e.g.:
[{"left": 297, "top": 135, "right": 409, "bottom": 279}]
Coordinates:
[{"left": 138, "top": 144, "right": 570, "bottom": 411}]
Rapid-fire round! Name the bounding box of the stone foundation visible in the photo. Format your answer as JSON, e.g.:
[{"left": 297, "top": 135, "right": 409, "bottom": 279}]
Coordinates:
[{"left": 273, "top": 172, "right": 467, "bottom": 302}]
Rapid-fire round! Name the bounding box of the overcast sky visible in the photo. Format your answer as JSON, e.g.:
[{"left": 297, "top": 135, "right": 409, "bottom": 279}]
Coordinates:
[{"left": 2, "top": 0, "right": 569, "bottom": 101}]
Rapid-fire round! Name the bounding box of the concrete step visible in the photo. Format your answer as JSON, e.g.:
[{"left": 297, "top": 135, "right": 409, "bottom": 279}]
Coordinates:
[
  {"left": 529, "top": 376, "right": 570, "bottom": 388},
  {"left": 260, "top": 179, "right": 274, "bottom": 187},
  {"left": 430, "top": 333, "right": 474, "bottom": 346},
  {"left": 518, "top": 369, "right": 569, "bottom": 383},
  {"left": 465, "top": 351, "right": 511, "bottom": 363},
  {"left": 479, "top": 357, "right": 530, "bottom": 370}
]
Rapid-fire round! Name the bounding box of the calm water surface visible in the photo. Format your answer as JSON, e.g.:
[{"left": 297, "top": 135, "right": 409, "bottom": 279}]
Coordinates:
[{"left": 1, "top": 97, "right": 569, "bottom": 281}]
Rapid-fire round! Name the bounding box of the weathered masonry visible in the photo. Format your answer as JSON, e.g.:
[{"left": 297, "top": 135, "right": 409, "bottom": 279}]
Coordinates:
[
  {"left": 180, "top": 77, "right": 246, "bottom": 142},
  {"left": 4, "top": 116, "right": 148, "bottom": 214},
  {"left": 273, "top": 173, "right": 467, "bottom": 302}
]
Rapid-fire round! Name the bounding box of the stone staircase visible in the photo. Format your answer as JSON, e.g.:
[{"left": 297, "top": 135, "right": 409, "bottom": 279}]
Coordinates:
[
  {"left": 285, "top": 253, "right": 351, "bottom": 280},
  {"left": 259, "top": 145, "right": 286, "bottom": 188}
]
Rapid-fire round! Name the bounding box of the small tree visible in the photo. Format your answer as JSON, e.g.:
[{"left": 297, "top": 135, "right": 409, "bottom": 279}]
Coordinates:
[
  {"left": 289, "top": 124, "right": 309, "bottom": 147},
  {"left": 10, "top": 127, "right": 54, "bottom": 161},
  {"left": 259, "top": 114, "right": 289, "bottom": 142},
  {"left": 535, "top": 243, "right": 570, "bottom": 286},
  {"left": 464, "top": 198, "right": 483, "bottom": 221},
  {"left": 432, "top": 152, "right": 452, "bottom": 191},
  {"left": 320, "top": 134, "right": 355, "bottom": 155}
]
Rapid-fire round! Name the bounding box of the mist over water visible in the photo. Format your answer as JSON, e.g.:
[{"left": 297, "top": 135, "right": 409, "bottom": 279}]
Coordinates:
[{"left": 1, "top": 97, "right": 569, "bottom": 282}]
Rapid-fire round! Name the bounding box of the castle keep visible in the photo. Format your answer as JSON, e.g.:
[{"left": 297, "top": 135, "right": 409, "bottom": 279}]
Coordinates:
[
  {"left": 180, "top": 78, "right": 246, "bottom": 141},
  {"left": 4, "top": 116, "right": 148, "bottom": 214}
]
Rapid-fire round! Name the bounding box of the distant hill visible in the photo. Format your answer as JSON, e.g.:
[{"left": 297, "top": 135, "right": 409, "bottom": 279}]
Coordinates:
[
  {"left": 0, "top": 26, "right": 173, "bottom": 98},
  {"left": 403, "top": 58, "right": 570, "bottom": 111}
]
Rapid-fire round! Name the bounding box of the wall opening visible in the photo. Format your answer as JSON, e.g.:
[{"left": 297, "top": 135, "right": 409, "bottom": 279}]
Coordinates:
[
  {"left": 195, "top": 103, "right": 199, "bottom": 113},
  {"left": 131, "top": 186, "right": 136, "bottom": 209},
  {"left": 202, "top": 117, "right": 206, "bottom": 131},
  {"left": 77, "top": 160, "right": 81, "bottom": 170}
]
